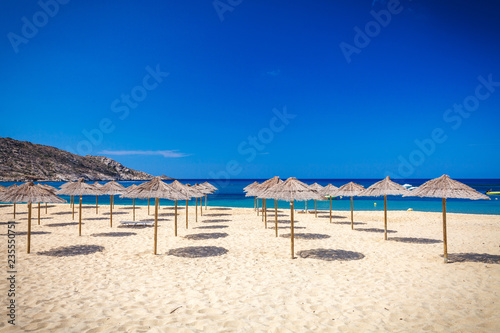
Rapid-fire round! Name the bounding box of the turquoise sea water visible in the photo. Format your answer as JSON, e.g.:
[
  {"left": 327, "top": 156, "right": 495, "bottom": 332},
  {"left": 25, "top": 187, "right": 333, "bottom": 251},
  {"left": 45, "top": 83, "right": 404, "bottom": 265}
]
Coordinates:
[{"left": 1, "top": 179, "right": 500, "bottom": 215}]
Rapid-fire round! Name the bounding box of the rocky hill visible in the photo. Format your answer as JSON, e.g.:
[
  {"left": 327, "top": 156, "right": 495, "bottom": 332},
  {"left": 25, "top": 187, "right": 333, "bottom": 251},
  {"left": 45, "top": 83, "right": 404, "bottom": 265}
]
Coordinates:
[{"left": 0, "top": 137, "right": 168, "bottom": 181}]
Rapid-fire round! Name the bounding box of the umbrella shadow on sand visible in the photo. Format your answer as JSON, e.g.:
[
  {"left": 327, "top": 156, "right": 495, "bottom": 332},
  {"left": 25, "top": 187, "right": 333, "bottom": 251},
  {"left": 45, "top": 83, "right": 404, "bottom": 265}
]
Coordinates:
[
  {"left": 46, "top": 222, "right": 80, "bottom": 227},
  {"left": 91, "top": 232, "right": 137, "bottom": 237},
  {"left": 390, "top": 237, "right": 442, "bottom": 244},
  {"left": 202, "top": 219, "right": 230, "bottom": 223},
  {"left": 52, "top": 211, "right": 72, "bottom": 215},
  {"left": 209, "top": 208, "right": 232, "bottom": 211},
  {"left": 1, "top": 231, "right": 51, "bottom": 236},
  {"left": 443, "top": 253, "right": 500, "bottom": 264},
  {"left": 101, "top": 212, "right": 127, "bottom": 215},
  {"left": 167, "top": 246, "right": 228, "bottom": 258},
  {"left": 0, "top": 221, "right": 20, "bottom": 225},
  {"left": 298, "top": 248, "right": 365, "bottom": 261},
  {"left": 268, "top": 226, "right": 306, "bottom": 230},
  {"left": 203, "top": 213, "right": 231, "bottom": 217},
  {"left": 280, "top": 233, "right": 330, "bottom": 240},
  {"left": 333, "top": 221, "right": 366, "bottom": 226},
  {"left": 318, "top": 215, "right": 347, "bottom": 219},
  {"left": 355, "top": 228, "right": 397, "bottom": 234},
  {"left": 195, "top": 225, "right": 229, "bottom": 229},
  {"left": 38, "top": 245, "right": 105, "bottom": 257},
  {"left": 184, "top": 232, "right": 229, "bottom": 240}
]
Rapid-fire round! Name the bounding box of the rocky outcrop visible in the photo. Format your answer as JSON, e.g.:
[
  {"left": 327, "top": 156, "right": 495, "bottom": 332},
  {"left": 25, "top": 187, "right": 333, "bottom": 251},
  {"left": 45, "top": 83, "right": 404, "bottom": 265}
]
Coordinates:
[{"left": 0, "top": 137, "right": 165, "bottom": 181}]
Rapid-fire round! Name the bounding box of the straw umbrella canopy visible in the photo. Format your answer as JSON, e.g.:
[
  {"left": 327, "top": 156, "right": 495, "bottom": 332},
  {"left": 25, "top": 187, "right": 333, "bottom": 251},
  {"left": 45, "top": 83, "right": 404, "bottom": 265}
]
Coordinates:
[
  {"left": 194, "top": 184, "right": 213, "bottom": 217},
  {"left": 0, "top": 184, "right": 6, "bottom": 192},
  {"left": 98, "top": 181, "right": 126, "bottom": 227},
  {"left": 2, "top": 182, "right": 66, "bottom": 253},
  {"left": 201, "top": 182, "right": 217, "bottom": 210},
  {"left": 309, "top": 183, "right": 325, "bottom": 218},
  {"left": 254, "top": 176, "right": 282, "bottom": 227},
  {"left": 120, "top": 184, "right": 139, "bottom": 221},
  {"left": 403, "top": 175, "right": 490, "bottom": 263},
  {"left": 321, "top": 184, "right": 339, "bottom": 223},
  {"left": 260, "top": 177, "right": 323, "bottom": 259},
  {"left": 258, "top": 179, "right": 284, "bottom": 237},
  {"left": 169, "top": 180, "right": 204, "bottom": 234},
  {"left": 186, "top": 184, "right": 205, "bottom": 222},
  {"left": 358, "top": 176, "right": 409, "bottom": 240},
  {"left": 56, "top": 179, "right": 99, "bottom": 236},
  {"left": 92, "top": 182, "right": 103, "bottom": 214},
  {"left": 243, "top": 181, "right": 260, "bottom": 211},
  {"left": 37, "top": 184, "right": 58, "bottom": 213},
  {"left": 334, "top": 182, "right": 365, "bottom": 229},
  {"left": 3, "top": 184, "right": 18, "bottom": 218},
  {"left": 126, "top": 176, "right": 188, "bottom": 254}
]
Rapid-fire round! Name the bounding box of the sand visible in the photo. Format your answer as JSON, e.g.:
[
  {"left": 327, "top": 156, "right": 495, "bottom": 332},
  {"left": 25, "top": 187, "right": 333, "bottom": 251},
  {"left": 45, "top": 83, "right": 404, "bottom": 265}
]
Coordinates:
[{"left": 0, "top": 202, "right": 499, "bottom": 332}]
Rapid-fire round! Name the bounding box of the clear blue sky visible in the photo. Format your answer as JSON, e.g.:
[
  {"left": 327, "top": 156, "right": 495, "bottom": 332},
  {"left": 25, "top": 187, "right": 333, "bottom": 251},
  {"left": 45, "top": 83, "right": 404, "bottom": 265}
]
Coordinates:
[{"left": 1, "top": 0, "right": 499, "bottom": 179}]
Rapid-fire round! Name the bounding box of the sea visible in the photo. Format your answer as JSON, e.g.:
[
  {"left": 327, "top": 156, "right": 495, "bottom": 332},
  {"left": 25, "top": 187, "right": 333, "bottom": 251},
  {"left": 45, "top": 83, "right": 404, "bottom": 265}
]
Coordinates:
[{"left": 1, "top": 179, "right": 500, "bottom": 215}]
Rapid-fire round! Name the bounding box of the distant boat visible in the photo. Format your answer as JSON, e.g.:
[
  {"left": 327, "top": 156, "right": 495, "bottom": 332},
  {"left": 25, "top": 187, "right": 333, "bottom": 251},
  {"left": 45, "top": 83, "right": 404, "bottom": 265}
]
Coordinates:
[
  {"left": 486, "top": 190, "right": 500, "bottom": 195},
  {"left": 409, "top": 186, "right": 418, "bottom": 191},
  {"left": 403, "top": 184, "right": 412, "bottom": 188}
]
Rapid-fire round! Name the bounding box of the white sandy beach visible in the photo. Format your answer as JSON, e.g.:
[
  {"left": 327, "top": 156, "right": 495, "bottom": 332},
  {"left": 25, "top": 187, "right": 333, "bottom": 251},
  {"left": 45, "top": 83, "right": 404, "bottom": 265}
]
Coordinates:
[{"left": 0, "top": 203, "right": 499, "bottom": 332}]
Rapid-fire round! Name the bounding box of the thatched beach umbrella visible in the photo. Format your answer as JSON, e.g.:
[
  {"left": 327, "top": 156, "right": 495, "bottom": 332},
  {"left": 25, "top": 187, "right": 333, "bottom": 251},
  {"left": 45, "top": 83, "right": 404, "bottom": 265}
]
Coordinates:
[
  {"left": 309, "top": 183, "right": 324, "bottom": 218},
  {"left": 258, "top": 179, "right": 284, "bottom": 237},
  {"left": 254, "top": 177, "right": 281, "bottom": 227},
  {"left": 98, "top": 181, "right": 126, "bottom": 227},
  {"left": 195, "top": 184, "right": 213, "bottom": 217},
  {"left": 244, "top": 181, "right": 260, "bottom": 211},
  {"left": 169, "top": 180, "right": 203, "bottom": 234},
  {"left": 335, "top": 182, "right": 365, "bottom": 229},
  {"left": 201, "top": 182, "right": 217, "bottom": 210},
  {"left": 37, "top": 184, "right": 57, "bottom": 214},
  {"left": 321, "top": 184, "right": 339, "bottom": 223},
  {"left": 186, "top": 184, "right": 205, "bottom": 223},
  {"left": 126, "top": 176, "right": 187, "bottom": 254},
  {"left": 92, "top": 182, "right": 103, "bottom": 214},
  {"left": 4, "top": 184, "right": 18, "bottom": 218},
  {"left": 2, "top": 182, "right": 65, "bottom": 253},
  {"left": 56, "top": 179, "right": 99, "bottom": 236},
  {"left": 358, "top": 176, "right": 409, "bottom": 240},
  {"left": 120, "top": 184, "right": 139, "bottom": 221},
  {"left": 403, "top": 175, "right": 490, "bottom": 263},
  {"left": 245, "top": 184, "right": 263, "bottom": 216},
  {"left": 60, "top": 181, "right": 77, "bottom": 217},
  {"left": 0, "top": 184, "right": 5, "bottom": 192},
  {"left": 260, "top": 177, "right": 323, "bottom": 259}
]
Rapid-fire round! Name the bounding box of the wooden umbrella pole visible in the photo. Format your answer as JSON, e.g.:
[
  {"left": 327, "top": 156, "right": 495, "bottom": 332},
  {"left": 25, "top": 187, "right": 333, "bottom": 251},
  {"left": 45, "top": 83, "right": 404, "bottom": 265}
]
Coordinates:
[
  {"left": 442, "top": 197, "right": 448, "bottom": 263},
  {"left": 329, "top": 197, "right": 332, "bottom": 223},
  {"left": 291, "top": 200, "right": 295, "bottom": 259},
  {"left": 110, "top": 195, "right": 113, "bottom": 227},
  {"left": 133, "top": 198, "right": 136, "bottom": 221},
  {"left": 262, "top": 199, "right": 264, "bottom": 223},
  {"left": 305, "top": 200, "right": 307, "bottom": 213},
  {"left": 384, "top": 195, "right": 388, "bottom": 240},
  {"left": 27, "top": 202, "right": 32, "bottom": 253},
  {"left": 72, "top": 196, "right": 75, "bottom": 220},
  {"left": 186, "top": 200, "right": 189, "bottom": 229},
  {"left": 154, "top": 198, "right": 158, "bottom": 255},
  {"left": 195, "top": 197, "right": 198, "bottom": 222},
  {"left": 315, "top": 200, "right": 317, "bottom": 218},
  {"left": 200, "top": 197, "right": 203, "bottom": 216},
  {"left": 37, "top": 202, "right": 41, "bottom": 225},
  {"left": 264, "top": 199, "right": 267, "bottom": 227},
  {"left": 205, "top": 195, "right": 207, "bottom": 210},
  {"left": 45, "top": 202, "right": 47, "bottom": 214},
  {"left": 257, "top": 198, "right": 259, "bottom": 216},
  {"left": 13, "top": 203, "right": 16, "bottom": 219},
  {"left": 275, "top": 199, "right": 278, "bottom": 237},
  {"left": 79, "top": 195, "right": 82, "bottom": 236},
  {"left": 96, "top": 195, "right": 98, "bottom": 214},
  {"left": 148, "top": 198, "right": 150, "bottom": 215},
  {"left": 174, "top": 200, "right": 178, "bottom": 236},
  {"left": 254, "top": 197, "right": 256, "bottom": 211},
  {"left": 350, "top": 196, "right": 354, "bottom": 230}
]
